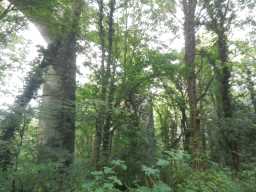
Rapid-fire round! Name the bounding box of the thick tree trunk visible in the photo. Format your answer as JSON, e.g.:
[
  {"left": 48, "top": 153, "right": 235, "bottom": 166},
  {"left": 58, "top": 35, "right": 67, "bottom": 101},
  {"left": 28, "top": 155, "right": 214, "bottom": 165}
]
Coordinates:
[
  {"left": 182, "top": 0, "right": 201, "bottom": 167},
  {"left": 38, "top": 38, "right": 77, "bottom": 165},
  {"left": 38, "top": 0, "right": 82, "bottom": 165},
  {"left": 3, "top": 0, "right": 82, "bottom": 167}
]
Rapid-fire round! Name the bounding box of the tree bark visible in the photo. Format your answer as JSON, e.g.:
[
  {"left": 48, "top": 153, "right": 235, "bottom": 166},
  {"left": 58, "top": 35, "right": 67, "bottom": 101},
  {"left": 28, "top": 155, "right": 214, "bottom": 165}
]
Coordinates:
[
  {"left": 101, "top": 0, "right": 116, "bottom": 164},
  {"left": 3, "top": 0, "right": 83, "bottom": 166},
  {"left": 218, "top": 35, "right": 240, "bottom": 172},
  {"left": 203, "top": 0, "right": 240, "bottom": 172},
  {"left": 38, "top": 0, "right": 82, "bottom": 165},
  {"left": 93, "top": 0, "right": 105, "bottom": 167},
  {"left": 217, "top": 34, "right": 232, "bottom": 118},
  {"left": 38, "top": 39, "right": 76, "bottom": 165},
  {"left": 182, "top": 0, "right": 201, "bottom": 167},
  {"left": 179, "top": 103, "right": 190, "bottom": 151},
  {"left": 139, "top": 96, "right": 156, "bottom": 165},
  {"left": 246, "top": 68, "right": 256, "bottom": 113}
]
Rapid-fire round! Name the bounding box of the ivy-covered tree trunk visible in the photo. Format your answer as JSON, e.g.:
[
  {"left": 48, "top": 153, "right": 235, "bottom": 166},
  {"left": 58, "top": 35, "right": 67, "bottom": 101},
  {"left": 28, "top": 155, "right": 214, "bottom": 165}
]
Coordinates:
[
  {"left": 217, "top": 34, "right": 232, "bottom": 118},
  {"left": 203, "top": 0, "right": 240, "bottom": 172},
  {"left": 0, "top": 52, "right": 49, "bottom": 169},
  {"left": 217, "top": 32, "right": 240, "bottom": 172}
]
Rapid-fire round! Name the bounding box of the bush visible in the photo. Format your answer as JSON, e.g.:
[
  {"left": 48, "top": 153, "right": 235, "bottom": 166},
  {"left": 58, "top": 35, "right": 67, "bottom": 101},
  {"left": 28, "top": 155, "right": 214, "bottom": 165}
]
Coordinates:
[
  {"left": 1, "top": 152, "right": 254, "bottom": 192},
  {"left": 81, "top": 160, "right": 127, "bottom": 192},
  {"left": 177, "top": 169, "right": 241, "bottom": 192},
  {"left": 239, "top": 165, "right": 256, "bottom": 192}
]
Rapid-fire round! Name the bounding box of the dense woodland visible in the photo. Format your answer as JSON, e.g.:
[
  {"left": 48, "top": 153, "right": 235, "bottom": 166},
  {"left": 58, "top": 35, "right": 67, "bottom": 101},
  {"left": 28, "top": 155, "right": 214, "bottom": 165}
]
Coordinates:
[{"left": 0, "top": 0, "right": 256, "bottom": 191}]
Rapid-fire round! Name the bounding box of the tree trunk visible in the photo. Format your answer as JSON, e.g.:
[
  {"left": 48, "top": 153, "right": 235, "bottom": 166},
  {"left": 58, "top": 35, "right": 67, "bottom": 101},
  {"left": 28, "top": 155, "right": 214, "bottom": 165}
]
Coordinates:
[
  {"left": 101, "top": 0, "right": 116, "bottom": 164},
  {"left": 217, "top": 31, "right": 240, "bottom": 172},
  {"left": 0, "top": 0, "right": 82, "bottom": 170},
  {"left": 182, "top": 0, "right": 201, "bottom": 167},
  {"left": 4, "top": 0, "right": 82, "bottom": 166},
  {"left": 38, "top": 39, "right": 76, "bottom": 165},
  {"left": 246, "top": 68, "right": 256, "bottom": 113},
  {"left": 93, "top": 0, "right": 105, "bottom": 167},
  {"left": 93, "top": 111, "right": 103, "bottom": 167},
  {"left": 203, "top": 0, "right": 240, "bottom": 172},
  {"left": 217, "top": 34, "right": 232, "bottom": 118},
  {"left": 38, "top": 0, "right": 82, "bottom": 165},
  {"left": 180, "top": 105, "right": 190, "bottom": 151},
  {"left": 140, "top": 97, "right": 156, "bottom": 165}
]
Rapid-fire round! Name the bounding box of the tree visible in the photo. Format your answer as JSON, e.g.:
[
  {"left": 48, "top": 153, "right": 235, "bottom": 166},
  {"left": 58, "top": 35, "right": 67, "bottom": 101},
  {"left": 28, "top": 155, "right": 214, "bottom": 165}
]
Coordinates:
[
  {"left": 1, "top": 0, "right": 83, "bottom": 167},
  {"left": 182, "top": 0, "right": 202, "bottom": 168},
  {"left": 202, "top": 0, "right": 240, "bottom": 172},
  {"left": 37, "top": 0, "right": 83, "bottom": 165}
]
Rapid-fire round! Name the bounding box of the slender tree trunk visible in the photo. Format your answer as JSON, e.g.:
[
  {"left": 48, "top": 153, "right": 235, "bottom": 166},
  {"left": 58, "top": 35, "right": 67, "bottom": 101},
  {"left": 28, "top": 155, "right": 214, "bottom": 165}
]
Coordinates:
[
  {"left": 180, "top": 105, "right": 190, "bottom": 151},
  {"left": 246, "top": 68, "right": 256, "bottom": 113},
  {"left": 140, "top": 97, "right": 156, "bottom": 165},
  {"left": 102, "top": 0, "right": 116, "bottom": 164},
  {"left": 169, "top": 121, "right": 177, "bottom": 148},
  {"left": 93, "top": 0, "right": 105, "bottom": 167},
  {"left": 94, "top": 113, "right": 103, "bottom": 167},
  {"left": 156, "top": 107, "right": 170, "bottom": 150},
  {"left": 94, "top": 0, "right": 116, "bottom": 166},
  {"left": 175, "top": 81, "right": 190, "bottom": 151}
]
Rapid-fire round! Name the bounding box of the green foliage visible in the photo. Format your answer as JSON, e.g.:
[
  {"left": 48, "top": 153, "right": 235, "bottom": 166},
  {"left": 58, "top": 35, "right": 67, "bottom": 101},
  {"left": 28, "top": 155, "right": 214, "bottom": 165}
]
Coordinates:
[
  {"left": 177, "top": 170, "right": 240, "bottom": 192},
  {"left": 0, "top": 150, "right": 255, "bottom": 192},
  {"left": 238, "top": 164, "right": 256, "bottom": 192},
  {"left": 0, "top": 162, "right": 66, "bottom": 192},
  {"left": 1, "top": 0, "right": 256, "bottom": 192},
  {"left": 82, "top": 160, "right": 127, "bottom": 192},
  {"left": 135, "top": 182, "right": 172, "bottom": 192}
]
